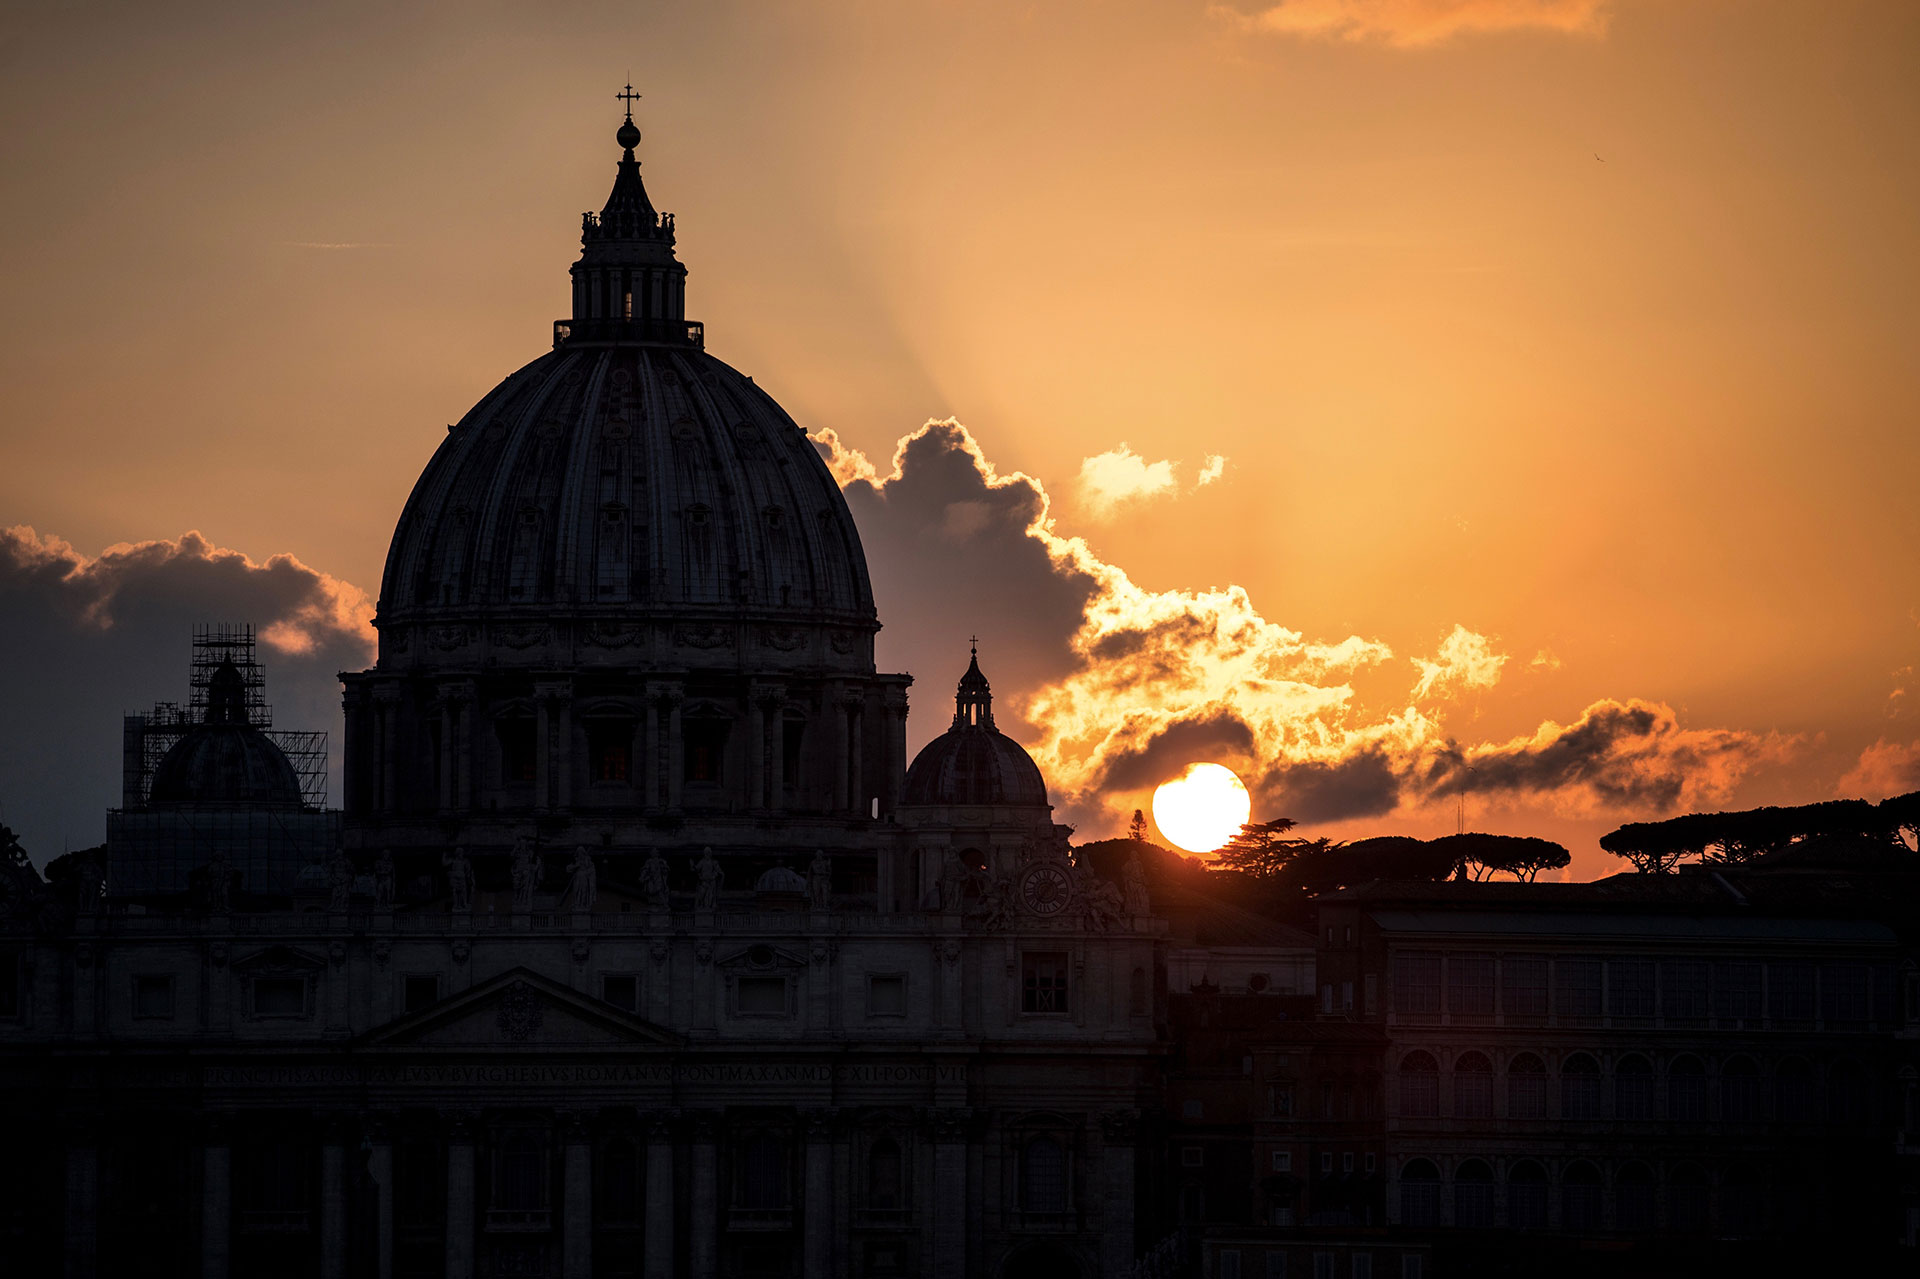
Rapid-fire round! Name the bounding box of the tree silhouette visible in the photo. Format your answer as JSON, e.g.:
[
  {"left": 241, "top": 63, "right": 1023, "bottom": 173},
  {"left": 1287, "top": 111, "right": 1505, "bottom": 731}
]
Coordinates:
[
  {"left": 1127, "top": 809, "right": 1148, "bottom": 842},
  {"left": 1434, "top": 833, "right": 1571, "bottom": 882},
  {"left": 1214, "top": 818, "right": 1308, "bottom": 879}
]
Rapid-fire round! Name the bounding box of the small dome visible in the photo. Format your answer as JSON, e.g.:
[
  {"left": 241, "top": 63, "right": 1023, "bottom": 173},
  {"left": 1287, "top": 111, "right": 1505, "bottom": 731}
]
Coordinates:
[
  {"left": 754, "top": 865, "right": 808, "bottom": 894},
  {"left": 903, "top": 650, "right": 1048, "bottom": 808},
  {"left": 150, "top": 726, "right": 304, "bottom": 807}
]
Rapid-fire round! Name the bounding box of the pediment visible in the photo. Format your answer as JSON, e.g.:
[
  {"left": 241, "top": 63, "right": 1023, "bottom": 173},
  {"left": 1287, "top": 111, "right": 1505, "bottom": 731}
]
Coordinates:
[
  {"left": 234, "top": 944, "right": 327, "bottom": 974},
  {"left": 359, "top": 967, "right": 681, "bottom": 1049},
  {"left": 715, "top": 943, "right": 806, "bottom": 972}
]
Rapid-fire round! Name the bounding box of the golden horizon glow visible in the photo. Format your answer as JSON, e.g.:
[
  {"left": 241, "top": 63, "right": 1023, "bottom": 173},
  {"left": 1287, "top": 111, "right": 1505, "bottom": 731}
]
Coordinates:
[{"left": 1152, "top": 763, "right": 1253, "bottom": 854}]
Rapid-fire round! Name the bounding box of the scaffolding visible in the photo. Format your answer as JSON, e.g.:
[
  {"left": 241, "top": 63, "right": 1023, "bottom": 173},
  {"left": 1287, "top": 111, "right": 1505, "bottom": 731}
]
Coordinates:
[{"left": 120, "top": 624, "right": 329, "bottom": 809}]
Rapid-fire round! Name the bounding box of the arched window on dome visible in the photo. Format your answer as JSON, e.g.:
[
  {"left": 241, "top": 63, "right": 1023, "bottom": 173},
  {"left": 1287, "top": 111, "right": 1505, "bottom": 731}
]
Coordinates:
[
  {"left": 596, "top": 503, "right": 630, "bottom": 602},
  {"left": 508, "top": 508, "right": 544, "bottom": 601}
]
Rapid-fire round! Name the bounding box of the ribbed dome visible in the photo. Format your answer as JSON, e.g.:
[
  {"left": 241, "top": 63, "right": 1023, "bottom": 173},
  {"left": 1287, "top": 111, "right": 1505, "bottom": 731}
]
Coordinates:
[
  {"left": 150, "top": 726, "right": 304, "bottom": 808},
  {"left": 377, "top": 344, "right": 874, "bottom": 638},
  {"left": 903, "top": 650, "right": 1048, "bottom": 808}
]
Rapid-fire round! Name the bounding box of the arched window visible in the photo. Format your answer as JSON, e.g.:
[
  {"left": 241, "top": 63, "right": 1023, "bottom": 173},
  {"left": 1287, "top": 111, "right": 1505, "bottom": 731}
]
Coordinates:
[
  {"left": 1667, "top": 1056, "right": 1706, "bottom": 1122},
  {"left": 1400, "top": 1051, "right": 1439, "bottom": 1119},
  {"left": 1399, "top": 1158, "right": 1440, "bottom": 1227},
  {"left": 1669, "top": 1163, "right": 1709, "bottom": 1233},
  {"left": 1722, "top": 1165, "right": 1766, "bottom": 1237},
  {"left": 1507, "top": 1161, "right": 1548, "bottom": 1229},
  {"left": 1721, "top": 1056, "right": 1763, "bottom": 1123},
  {"left": 1561, "top": 1054, "right": 1601, "bottom": 1120},
  {"left": 1508, "top": 1054, "right": 1547, "bottom": 1120},
  {"left": 598, "top": 1137, "right": 639, "bottom": 1226},
  {"left": 1454, "top": 1159, "right": 1495, "bottom": 1228},
  {"left": 1830, "top": 1059, "right": 1869, "bottom": 1126},
  {"left": 1776, "top": 1058, "right": 1814, "bottom": 1124},
  {"left": 738, "top": 1134, "right": 788, "bottom": 1211},
  {"left": 1562, "top": 1161, "right": 1602, "bottom": 1232},
  {"left": 1453, "top": 1052, "right": 1493, "bottom": 1120},
  {"left": 1614, "top": 1054, "right": 1653, "bottom": 1120},
  {"left": 867, "top": 1137, "right": 903, "bottom": 1213},
  {"left": 1020, "top": 1136, "right": 1069, "bottom": 1215},
  {"left": 1616, "top": 1162, "right": 1656, "bottom": 1232}
]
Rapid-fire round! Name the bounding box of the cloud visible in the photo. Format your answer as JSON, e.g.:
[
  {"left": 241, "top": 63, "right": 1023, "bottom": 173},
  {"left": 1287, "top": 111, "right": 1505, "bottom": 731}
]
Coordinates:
[
  {"left": 815, "top": 421, "right": 1781, "bottom": 839},
  {"left": 1216, "top": 0, "right": 1611, "bottom": 47},
  {"left": 0, "top": 527, "right": 374, "bottom": 863},
  {"left": 1412, "top": 624, "right": 1508, "bottom": 700},
  {"left": 1196, "top": 454, "right": 1228, "bottom": 487},
  {"left": 1838, "top": 739, "right": 1920, "bottom": 801},
  {"left": 1075, "top": 444, "right": 1179, "bottom": 516}
]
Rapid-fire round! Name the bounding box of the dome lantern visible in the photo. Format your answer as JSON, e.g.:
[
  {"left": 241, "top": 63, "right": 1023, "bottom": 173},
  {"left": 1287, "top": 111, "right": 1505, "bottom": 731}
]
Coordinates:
[{"left": 558, "top": 84, "right": 699, "bottom": 349}]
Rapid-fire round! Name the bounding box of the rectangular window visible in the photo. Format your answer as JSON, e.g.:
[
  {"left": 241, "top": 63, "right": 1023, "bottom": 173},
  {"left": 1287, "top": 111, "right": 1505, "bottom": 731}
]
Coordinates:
[
  {"left": 1352, "top": 1255, "right": 1372, "bottom": 1279},
  {"left": 1365, "top": 1153, "right": 1376, "bottom": 1174},
  {"left": 133, "top": 974, "right": 174, "bottom": 1020},
  {"left": 1661, "top": 960, "right": 1710, "bottom": 1022},
  {"left": 1447, "top": 956, "right": 1495, "bottom": 1018},
  {"left": 1400, "top": 1258, "right": 1424, "bottom": 1279},
  {"left": 251, "top": 976, "right": 307, "bottom": 1018},
  {"left": 1714, "top": 961, "right": 1763, "bottom": 1022},
  {"left": 402, "top": 975, "right": 440, "bottom": 1013},
  {"left": 1320, "top": 1152, "right": 1333, "bottom": 1175},
  {"left": 1270, "top": 1084, "right": 1295, "bottom": 1118},
  {"left": 1502, "top": 957, "right": 1549, "bottom": 1020},
  {"left": 684, "top": 720, "right": 728, "bottom": 783},
  {"left": 867, "top": 974, "right": 907, "bottom": 1017},
  {"left": 1555, "top": 959, "right": 1603, "bottom": 1019},
  {"left": 1182, "top": 1146, "right": 1204, "bottom": 1168},
  {"left": 1314, "top": 1254, "right": 1335, "bottom": 1279},
  {"left": 736, "top": 976, "right": 788, "bottom": 1016},
  {"left": 1341, "top": 981, "right": 1354, "bottom": 1012},
  {"left": 1608, "top": 960, "right": 1655, "bottom": 1019},
  {"left": 497, "top": 717, "right": 537, "bottom": 784},
  {"left": 602, "top": 974, "right": 638, "bottom": 1012},
  {"left": 586, "top": 720, "right": 634, "bottom": 783},
  {"left": 1022, "top": 952, "right": 1070, "bottom": 1014},
  {"left": 1823, "top": 962, "right": 1869, "bottom": 1024},
  {"left": 1392, "top": 954, "right": 1441, "bottom": 1017},
  {"left": 1220, "top": 1251, "right": 1242, "bottom": 1279},
  {"left": 1770, "top": 961, "right": 1816, "bottom": 1022},
  {"left": 1182, "top": 1099, "right": 1204, "bottom": 1119},
  {"left": 1272, "top": 1150, "right": 1291, "bottom": 1173},
  {"left": 1267, "top": 1254, "right": 1288, "bottom": 1279},
  {"left": 1342, "top": 1152, "right": 1354, "bottom": 1173}
]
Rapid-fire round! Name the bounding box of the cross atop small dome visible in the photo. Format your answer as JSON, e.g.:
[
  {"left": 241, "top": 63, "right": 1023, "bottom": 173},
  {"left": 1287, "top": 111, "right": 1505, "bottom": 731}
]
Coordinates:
[{"left": 953, "top": 642, "right": 995, "bottom": 731}]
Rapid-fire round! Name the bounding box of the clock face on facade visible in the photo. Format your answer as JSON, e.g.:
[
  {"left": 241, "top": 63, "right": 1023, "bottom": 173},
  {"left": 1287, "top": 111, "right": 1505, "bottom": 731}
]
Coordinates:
[{"left": 1019, "top": 863, "right": 1073, "bottom": 916}]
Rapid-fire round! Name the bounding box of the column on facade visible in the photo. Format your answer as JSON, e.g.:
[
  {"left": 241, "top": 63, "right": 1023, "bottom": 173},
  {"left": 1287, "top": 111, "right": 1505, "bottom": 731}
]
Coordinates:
[
  {"left": 766, "top": 687, "right": 786, "bottom": 814},
  {"left": 883, "top": 685, "right": 909, "bottom": 813},
  {"left": 320, "top": 1124, "right": 347, "bottom": 1279},
  {"left": 830, "top": 686, "right": 850, "bottom": 812},
  {"left": 1097, "top": 1112, "right": 1138, "bottom": 1278},
  {"left": 643, "top": 685, "right": 663, "bottom": 810},
  {"left": 689, "top": 1113, "right": 719, "bottom": 1279},
  {"left": 848, "top": 696, "right": 865, "bottom": 816},
  {"left": 366, "top": 1117, "right": 394, "bottom": 1279},
  {"left": 643, "top": 1112, "right": 675, "bottom": 1279},
  {"left": 535, "top": 692, "right": 552, "bottom": 813},
  {"left": 746, "top": 694, "right": 766, "bottom": 811},
  {"left": 929, "top": 1110, "right": 968, "bottom": 1279},
  {"left": 454, "top": 684, "right": 474, "bottom": 810},
  {"left": 437, "top": 695, "right": 456, "bottom": 811},
  {"left": 445, "top": 1116, "right": 477, "bottom": 1279},
  {"left": 376, "top": 684, "right": 401, "bottom": 813},
  {"left": 665, "top": 689, "right": 685, "bottom": 810},
  {"left": 562, "top": 1116, "right": 592, "bottom": 1279},
  {"left": 803, "top": 1111, "right": 834, "bottom": 1279},
  {"left": 64, "top": 1119, "right": 99, "bottom": 1279},
  {"left": 555, "top": 688, "right": 573, "bottom": 810},
  {"left": 201, "top": 1116, "right": 231, "bottom": 1279}
]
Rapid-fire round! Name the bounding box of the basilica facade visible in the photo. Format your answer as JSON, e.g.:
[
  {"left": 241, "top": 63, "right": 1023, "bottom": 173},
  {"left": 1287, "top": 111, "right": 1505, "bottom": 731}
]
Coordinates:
[{"left": 0, "top": 100, "right": 1169, "bottom": 1279}]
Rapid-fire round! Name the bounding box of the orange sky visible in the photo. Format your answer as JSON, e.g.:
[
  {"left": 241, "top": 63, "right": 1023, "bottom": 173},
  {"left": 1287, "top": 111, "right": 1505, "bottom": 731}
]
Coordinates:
[{"left": 2, "top": 1, "right": 1917, "bottom": 873}]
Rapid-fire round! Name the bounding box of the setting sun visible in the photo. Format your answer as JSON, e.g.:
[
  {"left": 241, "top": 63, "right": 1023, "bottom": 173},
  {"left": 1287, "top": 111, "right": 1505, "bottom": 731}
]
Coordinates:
[{"left": 1151, "top": 762, "right": 1252, "bottom": 853}]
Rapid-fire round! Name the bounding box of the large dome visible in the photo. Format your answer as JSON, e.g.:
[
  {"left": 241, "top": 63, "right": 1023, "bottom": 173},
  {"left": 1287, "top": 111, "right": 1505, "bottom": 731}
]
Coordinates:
[
  {"left": 378, "top": 343, "right": 873, "bottom": 630},
  {"left": 372, "top": 109, "right": 875, "bottom": 669},
  {"left": 903, "top": 651, "right": 1048, "bottom": 808}
]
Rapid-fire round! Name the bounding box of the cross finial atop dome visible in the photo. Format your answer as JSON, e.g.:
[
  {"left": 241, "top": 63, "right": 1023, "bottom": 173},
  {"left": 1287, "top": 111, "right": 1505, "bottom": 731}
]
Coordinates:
[
  {"left": 953, "top": 644, "right": 995, "bottom": 730},
  {"left": 615, "top": 83, "right": 642, "bottom": 152}
]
